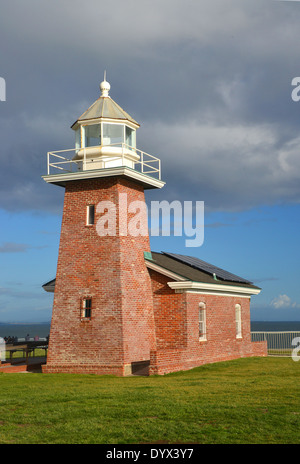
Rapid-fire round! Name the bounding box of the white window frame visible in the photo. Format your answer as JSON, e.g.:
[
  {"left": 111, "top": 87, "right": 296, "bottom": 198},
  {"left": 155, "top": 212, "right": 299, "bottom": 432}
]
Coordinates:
[
  {"left": 86, "top": 204, "right": 95, "bottom": 226},
  {"left": 81, "top": 298, "right": 92, "bottom": 319},
  {"left": 235, "top": 304, "right": 242, "bottom": 339},
  {"left": 199, "top": 302, "right": 207, "bottom": 341}
]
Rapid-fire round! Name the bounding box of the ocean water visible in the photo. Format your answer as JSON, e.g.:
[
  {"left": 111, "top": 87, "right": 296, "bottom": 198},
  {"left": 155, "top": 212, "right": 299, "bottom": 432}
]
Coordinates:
[
  {"left": 1, "top": 321, "right": 300, "bottom": 339},
  {"left": 250, "top": 321, "right": 300, "bottom": 332},
  {"left": 0, "top": 323, "right": 51, "bottom": 340}
]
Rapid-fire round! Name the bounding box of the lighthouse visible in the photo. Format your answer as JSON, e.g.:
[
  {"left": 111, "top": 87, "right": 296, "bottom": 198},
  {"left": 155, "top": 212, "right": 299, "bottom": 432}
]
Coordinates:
[
  {"left": 42, "top": 76, "right": 164, "bottom": 375},
  {"left": 42, "top": 77, "right": 267, "bottom": 376}
]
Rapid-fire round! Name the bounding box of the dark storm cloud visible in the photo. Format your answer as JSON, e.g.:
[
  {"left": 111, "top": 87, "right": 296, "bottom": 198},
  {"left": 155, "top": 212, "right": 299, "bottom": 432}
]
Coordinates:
[{"left": 1, "top": 0, "right": 300, "bottom": 213}]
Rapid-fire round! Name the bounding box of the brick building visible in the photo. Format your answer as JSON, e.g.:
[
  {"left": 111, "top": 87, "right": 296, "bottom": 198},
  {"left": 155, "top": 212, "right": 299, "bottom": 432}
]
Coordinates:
[{"left": 42, "top": 78, "right": 267, "bottom": 375}]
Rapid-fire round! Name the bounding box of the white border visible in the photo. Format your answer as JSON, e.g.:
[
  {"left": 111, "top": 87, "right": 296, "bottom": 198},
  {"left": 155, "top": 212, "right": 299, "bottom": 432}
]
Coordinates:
[
  {"left": 42, "top": 166, "right": 165, "bottom": 189},
  {"left": 145, "top": 260, "right": 260, "bottom": 297},
  {"left": 167, "top": 280, "right": 261, "bottom": 296}
]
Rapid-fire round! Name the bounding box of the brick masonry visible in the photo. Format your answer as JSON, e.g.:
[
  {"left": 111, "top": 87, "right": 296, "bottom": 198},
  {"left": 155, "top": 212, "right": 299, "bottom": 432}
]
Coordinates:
[
  {"left": 43, "top": 176, "right": 156, "bottom": 375},
  {"left": 43, "top": 176, "right": 267, "bottom": 376},
  {"left": 148, "top": 270, "right": 267, "bottom": 375}
]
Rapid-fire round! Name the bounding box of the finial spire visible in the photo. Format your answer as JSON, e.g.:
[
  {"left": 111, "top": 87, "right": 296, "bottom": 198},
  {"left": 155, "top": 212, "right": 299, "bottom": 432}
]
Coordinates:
[{"left": 100, "top": 70, "right": 110, "bottom": 97}]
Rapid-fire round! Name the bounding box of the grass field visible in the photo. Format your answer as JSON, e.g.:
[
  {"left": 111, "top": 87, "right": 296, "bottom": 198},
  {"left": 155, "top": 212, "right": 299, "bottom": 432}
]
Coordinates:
[{"left": 0, "top": 357, "right": 299, "bottom": 444}]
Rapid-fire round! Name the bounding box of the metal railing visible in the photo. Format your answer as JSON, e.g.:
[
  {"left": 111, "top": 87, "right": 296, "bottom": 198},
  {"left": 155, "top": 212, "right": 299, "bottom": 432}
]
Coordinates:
[
  {"left": 46, "top": 143, "right": 161, "bottom": 180},
  {"left": 251, "top": 331, "right": 300, "bottom": 357}
]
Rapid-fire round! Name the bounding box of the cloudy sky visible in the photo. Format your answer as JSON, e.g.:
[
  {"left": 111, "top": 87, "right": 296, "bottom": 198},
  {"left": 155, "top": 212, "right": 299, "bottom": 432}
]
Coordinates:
[{"left": 0, "top": 0, "right": 300, "bottom": 322}]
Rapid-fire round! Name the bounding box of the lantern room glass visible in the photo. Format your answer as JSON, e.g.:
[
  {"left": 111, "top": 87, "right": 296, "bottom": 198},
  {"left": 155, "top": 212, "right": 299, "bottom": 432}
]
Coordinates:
[
  {"left": 126, "top": 126, "right": 136, "bottom": 148},
  {"left": 84, "top": 124, "right": 101, "bottom": 147},
  {"left": 78, "top": 123, "right": 136, "bottom": 149},
  {"left": 102, "top": 124, "right": 123, "bottom": 146},
  {"left": 75, "top": 128, "right": 81, "bottom": 150}
]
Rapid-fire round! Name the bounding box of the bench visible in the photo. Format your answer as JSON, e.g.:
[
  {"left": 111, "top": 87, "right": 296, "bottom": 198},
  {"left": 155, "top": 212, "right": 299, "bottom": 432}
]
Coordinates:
[{"left": 2, "top": 341, "right": 48, "bottom": 365}]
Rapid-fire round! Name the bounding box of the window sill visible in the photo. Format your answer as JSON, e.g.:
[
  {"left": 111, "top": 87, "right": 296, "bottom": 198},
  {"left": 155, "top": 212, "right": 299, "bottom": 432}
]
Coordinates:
[
  {"left": 199, "top": 337, "right": 207, "bottom": 342},
  {"left": 80, "top": 317, "right": 91, "bottom": 322}
]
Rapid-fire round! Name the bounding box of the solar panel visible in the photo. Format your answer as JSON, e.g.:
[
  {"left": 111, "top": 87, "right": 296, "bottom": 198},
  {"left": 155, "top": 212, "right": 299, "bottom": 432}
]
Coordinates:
[{"left": 162, "top": 252, "right": 252, "bottom": 284}]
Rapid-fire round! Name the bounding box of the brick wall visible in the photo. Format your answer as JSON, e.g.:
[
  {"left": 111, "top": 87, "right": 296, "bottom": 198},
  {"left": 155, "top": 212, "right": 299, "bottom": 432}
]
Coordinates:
[
  {"left": 149, "top": 270, "right": 267, "bottom": 375},
  {"left": 43, "top": 176, "right": 155, "bottom": 375}
]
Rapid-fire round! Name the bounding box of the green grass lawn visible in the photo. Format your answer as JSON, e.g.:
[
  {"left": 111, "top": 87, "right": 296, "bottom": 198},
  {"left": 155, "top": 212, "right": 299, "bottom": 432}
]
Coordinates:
[{"left": 0, "top": 357, "right": 299, "bottom": 444}]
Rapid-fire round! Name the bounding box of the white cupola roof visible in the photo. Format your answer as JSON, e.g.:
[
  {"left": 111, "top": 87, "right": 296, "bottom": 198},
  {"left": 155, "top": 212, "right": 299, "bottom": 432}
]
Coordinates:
[{"left": 71, "top": 75, "right": 139, "bottom": 129}]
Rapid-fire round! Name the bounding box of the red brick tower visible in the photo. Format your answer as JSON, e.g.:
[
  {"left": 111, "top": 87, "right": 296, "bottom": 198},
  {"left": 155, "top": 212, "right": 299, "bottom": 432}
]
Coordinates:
[{"left": 42, "top": 77, "right": 164, "bottom": 375}]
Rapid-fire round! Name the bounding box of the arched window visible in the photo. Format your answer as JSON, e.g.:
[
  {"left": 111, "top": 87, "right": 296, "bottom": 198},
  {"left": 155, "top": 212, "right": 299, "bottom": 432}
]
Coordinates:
[
  {"left": 199, "top": 302, "right": 206, "bottom": 341},
  {"left": 235, "top": 304, "right": 242, "bottom": 338}
]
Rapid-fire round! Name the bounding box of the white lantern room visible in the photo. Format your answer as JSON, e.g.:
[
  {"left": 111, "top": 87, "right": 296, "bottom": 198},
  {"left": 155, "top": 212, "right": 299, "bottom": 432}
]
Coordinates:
[
  {"left": 71, "top": 76, "right": 140, "bottom": 171},
  {"left": 43, "top": 76, "right": 164, "bottom": 190}
]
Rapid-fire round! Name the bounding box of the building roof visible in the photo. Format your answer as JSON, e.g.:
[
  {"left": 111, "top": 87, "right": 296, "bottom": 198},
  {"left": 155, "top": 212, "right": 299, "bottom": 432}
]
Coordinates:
[
  {"left": 146, "top": 251, "right": 260, "bottom": 291},
  {"left": 72, "top": 96, "right": 139, "bottom": 127},
  {"left": 42, "top": 278, "right": 56, "bottom": 293},
  {"left": 42, "top": 251, "right": 260, "bottom": 293}
]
